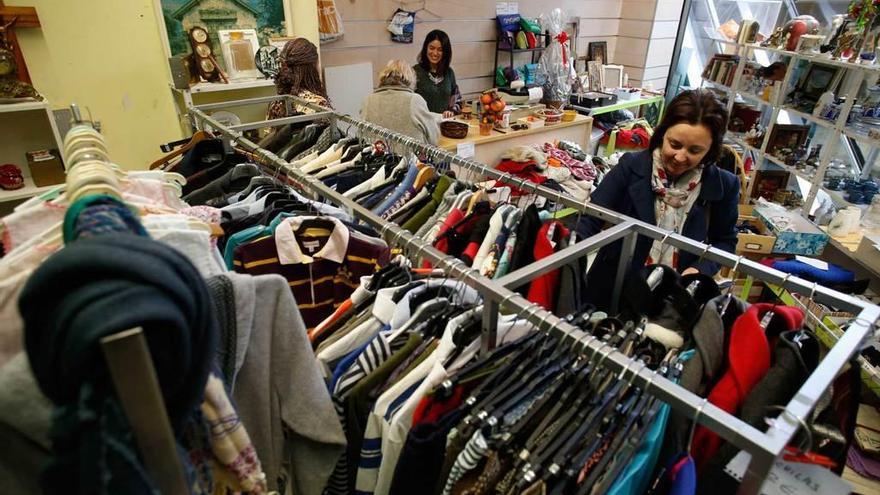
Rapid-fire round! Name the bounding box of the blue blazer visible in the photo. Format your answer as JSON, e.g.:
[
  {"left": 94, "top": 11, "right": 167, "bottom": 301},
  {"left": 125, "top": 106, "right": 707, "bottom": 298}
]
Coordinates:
[{"left": 577, "top": 149, "right": 739, "bottom": 307}]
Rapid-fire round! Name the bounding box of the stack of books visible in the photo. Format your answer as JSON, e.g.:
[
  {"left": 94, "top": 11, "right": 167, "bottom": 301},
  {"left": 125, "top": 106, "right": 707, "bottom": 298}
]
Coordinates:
[{"left": 702, "top": 54, "right": 739, "bottom": 87}]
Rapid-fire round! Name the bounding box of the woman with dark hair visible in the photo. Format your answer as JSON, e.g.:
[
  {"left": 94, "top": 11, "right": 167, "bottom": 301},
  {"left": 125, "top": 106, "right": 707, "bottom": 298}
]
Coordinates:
[
  {"left": 577, "top": 90, "right": 739, "bottom": 307},
  {"left": 267, "top": 38, "right": 332, "bottom": 120},
  {"left": 413, "top": 30, "right": 461, "bottom": 118}
]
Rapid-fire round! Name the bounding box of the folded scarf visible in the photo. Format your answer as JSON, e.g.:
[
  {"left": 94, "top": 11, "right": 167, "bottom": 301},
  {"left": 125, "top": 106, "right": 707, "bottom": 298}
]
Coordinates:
[
  {"left": 63, "top": 194, "right": 148, "bottom": 243},
  {"left": 20, "top": 233, "right": 218, "bottom": 494}
]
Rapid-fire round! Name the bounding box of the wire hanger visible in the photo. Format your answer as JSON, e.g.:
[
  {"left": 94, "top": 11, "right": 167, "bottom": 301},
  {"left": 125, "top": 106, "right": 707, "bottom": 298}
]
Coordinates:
[
  {"left": 719, "top": 255, "right": 744, "bottom": 317},
  {"left": 687, "top": 398, "right": 710, "bottom": 457},
  {"left": 403, "top": 0, "right": 441, "bottom": 22}
]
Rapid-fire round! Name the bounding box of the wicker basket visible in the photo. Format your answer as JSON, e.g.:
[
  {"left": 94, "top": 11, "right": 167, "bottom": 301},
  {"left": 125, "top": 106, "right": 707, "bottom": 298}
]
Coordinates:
[
  {"left": 535, "top": 108, "right": 563, "bottom": 125},
  {"left": 441, "top": 120, "right": 469, "bottom": 139}
]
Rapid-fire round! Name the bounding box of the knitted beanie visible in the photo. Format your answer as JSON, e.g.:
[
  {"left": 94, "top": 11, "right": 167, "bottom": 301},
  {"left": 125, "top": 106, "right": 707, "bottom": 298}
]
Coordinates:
[{"left": 20, "top": 234, "right": 217, "bottom": 493}]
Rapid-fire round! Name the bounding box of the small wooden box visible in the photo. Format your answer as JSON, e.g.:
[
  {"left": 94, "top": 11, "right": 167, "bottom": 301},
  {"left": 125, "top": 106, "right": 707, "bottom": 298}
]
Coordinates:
[{"left": 27, "top": 149, "right": 65, "bottom": 187}]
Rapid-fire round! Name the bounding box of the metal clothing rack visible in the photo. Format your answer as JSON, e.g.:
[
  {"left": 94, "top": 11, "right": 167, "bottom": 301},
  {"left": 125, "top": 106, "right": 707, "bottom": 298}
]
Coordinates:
[
  {"left": 63, "top": 106, "right": 189, "bottom": 494},
  {"left": 187, "top": 97, "right": 880, "bottom": 495}
]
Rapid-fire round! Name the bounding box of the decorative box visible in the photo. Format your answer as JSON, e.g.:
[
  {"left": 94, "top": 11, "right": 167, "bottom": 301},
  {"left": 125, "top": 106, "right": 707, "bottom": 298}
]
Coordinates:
[
  {"left": 754, "top": 205, "right": 829, "bottom": 256},
  {"left": 568, "top": 91, "right": 617, "bottom": 108}
]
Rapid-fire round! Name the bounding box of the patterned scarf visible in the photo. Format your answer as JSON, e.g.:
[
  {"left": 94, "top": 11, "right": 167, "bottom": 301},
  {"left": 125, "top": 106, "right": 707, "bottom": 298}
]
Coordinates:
[{"left": 649, "top": 148, "right": 704, "bottom": 268}]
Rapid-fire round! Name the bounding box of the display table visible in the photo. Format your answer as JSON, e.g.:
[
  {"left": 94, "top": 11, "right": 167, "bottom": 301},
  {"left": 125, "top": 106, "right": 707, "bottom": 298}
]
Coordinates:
[
  {"left": 438, "top": 114, "right": 592, "bottom": 169},
  {"left": 819, "top": 227, "right": 880, "bottom": 294}
]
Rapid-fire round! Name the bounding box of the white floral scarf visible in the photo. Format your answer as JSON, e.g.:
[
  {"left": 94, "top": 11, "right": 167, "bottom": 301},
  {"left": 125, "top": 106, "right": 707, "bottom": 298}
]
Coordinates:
[{"left": 649, "top": 148, "right": 704, "bottom": 268}]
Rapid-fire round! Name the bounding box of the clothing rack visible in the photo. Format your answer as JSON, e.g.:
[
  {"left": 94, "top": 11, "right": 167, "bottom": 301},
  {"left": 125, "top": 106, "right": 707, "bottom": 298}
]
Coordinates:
[
  {"left": 187, "top": 97, "right": 880, "bottom": 495},
  {"left": 62, "top": 107, "right": 189, "bottom": 494}
]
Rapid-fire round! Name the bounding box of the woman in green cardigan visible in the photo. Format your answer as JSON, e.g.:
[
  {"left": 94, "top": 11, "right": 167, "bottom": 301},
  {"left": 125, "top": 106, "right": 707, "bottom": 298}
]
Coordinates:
[{"left": 413, "top": 30, "right": 462, "bottom": 118}]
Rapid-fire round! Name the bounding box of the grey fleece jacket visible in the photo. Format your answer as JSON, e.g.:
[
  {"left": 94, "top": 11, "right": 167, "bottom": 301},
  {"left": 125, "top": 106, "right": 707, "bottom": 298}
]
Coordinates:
[
  {"left": 228, "top": 272, "right": 346, "bottom": 495},
  {"left": 360, "top": 85, "right": 440, "bottom": 145}
]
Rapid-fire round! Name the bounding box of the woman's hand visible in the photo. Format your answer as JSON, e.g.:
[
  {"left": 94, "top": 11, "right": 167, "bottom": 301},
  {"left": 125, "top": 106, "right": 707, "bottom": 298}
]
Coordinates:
[
  {"left": 442, "top": 110, "right": 454, "bottom": 118},
  {"left": 681, "top": 267, "right": 700, "bottom": 276}
]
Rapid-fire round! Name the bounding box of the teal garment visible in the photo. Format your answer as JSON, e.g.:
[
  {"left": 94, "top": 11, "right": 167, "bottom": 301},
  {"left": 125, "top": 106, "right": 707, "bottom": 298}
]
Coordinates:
[
  {"left": 493, "top": 228, "right": 518, "bottom": 279},
  {"left": 494, "top": 210, "right": 552, "bottom": 279},
  {"left": 413, "top": 64, "right": 460, "bottom": 114},
  {"left": 222, "top": 212, "right": 298, "bottom": 269},
  {"left": 607, "top": 349, "right": 695, "bottom": 495},
  {"left": 224, "top": 226, "right": 266, "bottom": 269}
]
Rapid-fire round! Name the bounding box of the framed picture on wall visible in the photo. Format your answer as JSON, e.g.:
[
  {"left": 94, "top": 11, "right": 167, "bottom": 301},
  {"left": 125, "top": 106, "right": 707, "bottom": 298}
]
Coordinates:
[
  {"left": 796, "top": 64, "right": 840, "bottom": 102},
  {"left": 766, "top": 124, "right": 809, "bottom": 157},
  {"left": 155, "top": 0, "right": 290, "bottom": 70},
  {"left": 751, "top": 169, "right": 791, "bottom": 200},
  {"left": 588, "top": 41, "right": 608, "bottom": 65}
]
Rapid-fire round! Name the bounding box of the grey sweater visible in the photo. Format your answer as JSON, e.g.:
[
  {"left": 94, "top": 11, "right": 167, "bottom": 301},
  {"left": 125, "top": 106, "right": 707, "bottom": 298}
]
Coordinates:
[
  {"left": 0, "top": 273, "right": 346, "bottom": 495},
  {"left": 360, "top": 85, "right": 440, "bottom": 145},
  {"left": 228, "top": 272, "right": 346, "bottom": 495}
]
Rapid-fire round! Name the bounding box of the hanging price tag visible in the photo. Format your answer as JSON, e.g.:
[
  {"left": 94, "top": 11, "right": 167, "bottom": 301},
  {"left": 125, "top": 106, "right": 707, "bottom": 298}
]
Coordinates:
[
  {"left": 456, "top": 142, "right": 475, "bottom": 159},
  {"left": 725, "top": 451, "right": 851, "bottom": 495}
]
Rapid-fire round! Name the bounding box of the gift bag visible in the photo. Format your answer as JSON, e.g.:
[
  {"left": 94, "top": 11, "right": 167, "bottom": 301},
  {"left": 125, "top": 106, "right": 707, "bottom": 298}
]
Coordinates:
[
  {"left": 388, "top": 9, "right": 415, "bottom": 43},
  {"left": 497, "top": 14, "right": 521, "bottom": 50}
]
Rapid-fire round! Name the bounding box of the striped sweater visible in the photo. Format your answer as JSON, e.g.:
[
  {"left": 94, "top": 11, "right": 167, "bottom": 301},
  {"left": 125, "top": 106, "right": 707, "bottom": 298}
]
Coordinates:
[{"left": 233, "top": 218, "right": 389, "bottom": 330}]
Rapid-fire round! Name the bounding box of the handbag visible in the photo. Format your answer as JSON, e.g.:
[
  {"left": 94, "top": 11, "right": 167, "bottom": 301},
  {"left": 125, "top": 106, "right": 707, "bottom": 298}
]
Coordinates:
[
  {"left": 496, "top": 14, "right": 521, "bottom": 50},
  {"left": 515, "top": 31, "right": 528, "bottom": 50}
]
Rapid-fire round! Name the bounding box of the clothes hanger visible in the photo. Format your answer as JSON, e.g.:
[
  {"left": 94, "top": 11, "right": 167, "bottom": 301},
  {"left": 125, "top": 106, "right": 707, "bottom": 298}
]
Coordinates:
[
  {"left": 535, "top": 374, "right": 628, "bottom": 486},
  {"left": 575, "top": 386, "right": 651, "bottom": 495},
  {"left": 485, "top": 357, "right": 569, "bottom": 427},
  {"left": 595, "top": 364, "right": 666, "bottom": 493},
  {"left": 523, "top": 344, "right": 618, "bottom": 470},
  {"left": 465, "top": 186, "right": 488, "bottom": 216},
  {"left": 463, "top": 327, "right": 555, "bottom": 425},
  {"left": 760, "top": 273, "right": 792, "bottom": 332},
  {"left": 719, "top": 255, "right": 744, "bottom": 317},
  {"left": 513, "top": 339, "right": 598, "bottom": 465},
  {"left": 414, "top": 165, "right": 435, "bottom": 190},
  {"left": 148, "top": 131, "right": 210, "bottom": 170}
]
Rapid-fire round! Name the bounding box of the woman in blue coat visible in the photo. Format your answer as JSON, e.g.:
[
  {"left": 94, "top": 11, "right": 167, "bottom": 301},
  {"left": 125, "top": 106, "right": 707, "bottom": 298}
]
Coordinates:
[{"left": 578, "top": 90, "right": 739, "bottom": 310}]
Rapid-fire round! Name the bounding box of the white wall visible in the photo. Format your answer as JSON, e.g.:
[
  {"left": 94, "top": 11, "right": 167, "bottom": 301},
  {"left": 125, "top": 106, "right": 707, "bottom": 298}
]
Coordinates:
[
  {"left": 615, "top": 0, "right": 683, "bottom": 89},
  {"left": 321, "top": 0, "right": 625, "bottom": 97}
]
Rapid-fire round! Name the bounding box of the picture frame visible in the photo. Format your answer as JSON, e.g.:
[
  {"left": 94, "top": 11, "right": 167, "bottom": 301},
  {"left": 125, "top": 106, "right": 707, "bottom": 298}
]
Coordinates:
[
  {"left": 766, "top": 124, "right": 809, "bottom": 156},
  {"left": 796, "top": 64, "right": 840, "bottom": 102},
  {"left": 587, "top": 61, "right": 603, "bottom": 92},
  {"left": 218, "top": 29, "right": 262, "bottom": 80},
  {"left": 154, "top": 0, "right": 290, "bottom": 65},
  {"left": 602, "top": 64, "right": 624, "bottom": 89},
  {"left": 751, "top": 169, "right": 791, "bottom": 200},
  {"left": 588, "top": 41, "right": 608, "bottom": 65}
]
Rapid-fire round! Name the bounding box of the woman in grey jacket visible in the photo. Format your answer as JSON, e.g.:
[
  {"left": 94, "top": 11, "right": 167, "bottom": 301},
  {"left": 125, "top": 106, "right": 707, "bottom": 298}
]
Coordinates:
[{"left": 360, "top": 60, "right": 440, "bottom": 145}]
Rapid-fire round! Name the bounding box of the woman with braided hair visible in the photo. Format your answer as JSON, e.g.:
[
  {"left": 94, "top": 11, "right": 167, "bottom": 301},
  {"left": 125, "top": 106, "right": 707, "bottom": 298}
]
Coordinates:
[{"left": 267, "top": 38, "right": 333, "bottom": 120}]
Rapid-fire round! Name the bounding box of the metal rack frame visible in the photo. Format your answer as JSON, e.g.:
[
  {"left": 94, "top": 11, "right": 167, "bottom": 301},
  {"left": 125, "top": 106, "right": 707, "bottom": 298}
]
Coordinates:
[{"left": 188, "top": 97, "right": 879, "bottom": 495}]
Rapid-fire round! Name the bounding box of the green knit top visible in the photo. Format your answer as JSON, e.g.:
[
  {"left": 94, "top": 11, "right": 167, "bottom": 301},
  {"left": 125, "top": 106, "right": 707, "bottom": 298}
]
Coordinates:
[{"left": 413, "top": 64, "right": 461, "bottom": 114}]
